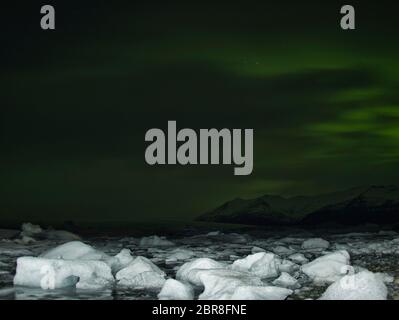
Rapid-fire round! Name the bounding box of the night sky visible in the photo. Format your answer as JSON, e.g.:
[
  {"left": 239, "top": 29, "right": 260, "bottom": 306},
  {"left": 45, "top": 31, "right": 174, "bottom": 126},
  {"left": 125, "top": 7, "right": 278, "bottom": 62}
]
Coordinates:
[{"left": 1, "top": 1, "right": 399, "bottom": 223}]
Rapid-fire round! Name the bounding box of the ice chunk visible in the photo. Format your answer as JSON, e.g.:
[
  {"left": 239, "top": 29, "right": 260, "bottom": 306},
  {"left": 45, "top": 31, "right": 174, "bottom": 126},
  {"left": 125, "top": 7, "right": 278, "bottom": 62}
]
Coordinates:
[
  {"left": 14, "top": 257, "right": 114, "bottom": 290},
  {"left": 301, "top": 250, "right": 351, "bottom": 284},
  {"left": 320, "top": 270, "right": 388, "bottom": 300},
  {"left": 109, "top": 249, "right": 134, "bottom": 274},
  {"left": 231, "top": 252, "right": 280, "bottom": 278},
  {"left": 21, "top": 223, "right": 42, "bottom": 237},
  {"left": 288, "top": 253, "right": 309, "bottom": 264},
  {"left": 272, "top": 246, "right": 295, "bottom": 256},
  {"left": 17, "top": 236, "right": 36, "bottom": 245},
  {"left": 116, "top": 256, "right": 166, "bottom": 288},
  {"left": 176, "top": 258, "right": 226, "bottom": 286},
  {"left": 139, "top": 235, "right": 175, "bottom": 247},
  {"left": 272, "top": 272, "right": 300, "bottom": 289},
  {"left": 40, "top": 241, "right": 109, "bottom": 261},
  {"left": 158, "top": 279, "right": 194, "bottom": 300},
  {"left": 197, "top": 269, "right": 264, "bottom": 300},
  {"left": 118, "top": 271, "right": 165, "bottom": 289},
  {"left": 301, "top": 238, "right": 330, "bottom": 250},
  {"left": 230, "top": 286, "right": 293, "bottom": 300},
  {"left": 251, "top": 246, "right": 266, "bottom": 254},
  {"left": 165, "top": 248, "right": 195, "bottom": 263},
  {"left": 375, "top": 272, "right": 394, "bottom": 284},
  {"left": 278, "top": 259, "right": 299, "bottom": 274}
]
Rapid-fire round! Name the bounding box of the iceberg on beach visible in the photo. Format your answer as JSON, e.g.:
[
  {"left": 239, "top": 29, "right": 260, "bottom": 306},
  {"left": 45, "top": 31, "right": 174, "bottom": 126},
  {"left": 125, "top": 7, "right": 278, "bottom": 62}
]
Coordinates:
[
  {"left": 116, "top": 256, "right": 166, "bottom": 288},
  {"left": 231, "top": 252, "right": 281, "bottom": 278},
  {"left": 230, "top": 286, "right": 293, "bottom": 300},
  {"left": 272, "top": 272, "right": 300, "bottom": 289},
  {"left": 158, "top": 279, "right": 194, "bottom": 300},
  {"left": 14, "top": 257, "right": 114, "bottom": 290},
  {"left": 301, "top": 250, "right": 352, "bottom": 283},
  {"left": 196, "top": 269, "right": 264, "bottom": 300},
  {"left": 288, "top": 253, "right": 309, "bottom": 264},
  {"left": 40, "top": 241, "right": 109, "bottom": 261},
  {"left": 176, "top": 258, "right": 226, "bottom": 286},
  {"left": 110, "top": 249, "right": 135, "bottom": 273},
  {"left": 320, "top": 270, "right": 388, "bottom": 300},
  {"left": 301, "top": 238, "right": 330, "bottom": 251}
]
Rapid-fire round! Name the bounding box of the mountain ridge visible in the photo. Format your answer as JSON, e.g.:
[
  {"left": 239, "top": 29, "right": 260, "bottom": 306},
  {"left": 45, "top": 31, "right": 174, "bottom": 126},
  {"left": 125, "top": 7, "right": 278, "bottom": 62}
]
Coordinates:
[{"left": 197, "top": 185, "right": 399, "bottom": 226}]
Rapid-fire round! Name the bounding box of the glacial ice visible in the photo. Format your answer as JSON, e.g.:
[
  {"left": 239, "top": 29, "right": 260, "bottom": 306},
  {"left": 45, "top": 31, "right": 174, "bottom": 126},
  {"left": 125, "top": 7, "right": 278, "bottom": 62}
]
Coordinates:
[
  {"left": 109, "top": 249, "right": 134, "bottom": 273},
  {"left": 320, "top": 270, "right": 388, "bottom": 300},
  {"left": 176, "top": 258, "right": 226, "bottom": 286},
  {"left": 4, "top": 227, "right": 399, "bottom": 300},
  {"left": 40, "top": 241, "right": 109, "bottom": 261},
  {"left": 196, "top": 269, "right": 264, "bottom": 300},
  {"left": 288, "top": 253, "right": 309, "bottom": 264},
  {"left": 116, "top": 256, "right": 166, "bottom": 288},
  {"left": 272, "top": 272, "right": 300, "bottom": 289},
  {"left": 230, "top": 286, "right": 293, "bottom": 300},
  {"left": 139, "top": 235, "right": 175, "bottom": 247},
  {"left": 231, "top": 252, "right": 280, "bottom": 278},
  {"left": 272, "top": 246, "right": 295, "bottom": 256},
  {"left": 278, "top": 259, "right": 299, "bottom": 274},
  {"left": 301, "top": 238, "right": 330, "bottom": 251},
  {"left": 14, "top": 257, "right": 114, "bottom": 290},
  {"left": 21, "top": 223, "right": 42, "bottom": 237},
  {"left": 301, "top": 250, "right": 352, "bottom": 283},
  {"left": 158, "top": 279, "right": 194, "bottom": 300},
  {"left": 165, "top": 248, "right": 195, "bottom": 263}
]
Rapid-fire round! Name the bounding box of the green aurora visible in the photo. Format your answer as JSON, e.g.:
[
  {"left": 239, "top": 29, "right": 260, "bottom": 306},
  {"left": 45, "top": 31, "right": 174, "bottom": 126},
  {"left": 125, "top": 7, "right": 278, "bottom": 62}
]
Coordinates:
[{"left": 1, "top": 1, "right": 399, "bottom": 223}]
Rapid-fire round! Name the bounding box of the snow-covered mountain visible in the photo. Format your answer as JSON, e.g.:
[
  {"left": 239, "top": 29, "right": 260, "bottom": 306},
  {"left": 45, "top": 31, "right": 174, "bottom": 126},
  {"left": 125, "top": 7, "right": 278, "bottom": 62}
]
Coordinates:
[{"left": 198, "top": 185, "right": 399, "bottom": 226}]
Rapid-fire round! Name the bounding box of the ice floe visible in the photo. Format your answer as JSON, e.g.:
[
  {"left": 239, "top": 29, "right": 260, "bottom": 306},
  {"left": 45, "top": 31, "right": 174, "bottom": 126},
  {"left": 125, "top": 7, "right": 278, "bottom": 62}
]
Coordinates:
[
  {"left": 14, "top": 257, "right": 114, "bottom": 290},
  {"left": 40, "top": 241, "right": 109, "bottom": 261},
  {"left": 176, "top": 258, "right": 226, "bottom": 286},
  {"left": 229, "top": 286, "right": 293, "bottom": 300},
  {"left": 288, "top": 253, "right": 309, "bottom": 264},
  {"left": 301, "top": 238, "right": 330, "bottom": 251},
  {"left": 272, "top": 272, "right": 300, "bottom": 289},
  {"left": 320, "top": 270, "right": 388, "bottom": 300},
  {"left": 116, "top": 256, "right": 166, "bottom": 288},
  {"left": 231, "top": 252, "right": 280, "bottom": 278},
  {"left": 301, "top": 250, "right": 352, "bottom": 283},
  {"left": 158, "top": 279, "right": 194, "bottom": 300},
  {"left": 196, "top": 269, "right": 264, "bottom": 300}
]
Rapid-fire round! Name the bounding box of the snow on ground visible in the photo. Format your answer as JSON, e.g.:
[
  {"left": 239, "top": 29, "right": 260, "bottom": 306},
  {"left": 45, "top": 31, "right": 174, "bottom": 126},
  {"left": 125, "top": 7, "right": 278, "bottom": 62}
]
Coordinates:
[{"left": 1, "top": 224, "right": 399, "bottom": 300}]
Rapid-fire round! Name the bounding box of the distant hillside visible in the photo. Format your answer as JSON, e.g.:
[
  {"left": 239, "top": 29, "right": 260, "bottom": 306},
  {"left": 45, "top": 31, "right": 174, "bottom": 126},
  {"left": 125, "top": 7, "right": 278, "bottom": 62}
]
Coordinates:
[{"left": 197, "top": 185, "right": 399, "bottom": 226}]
